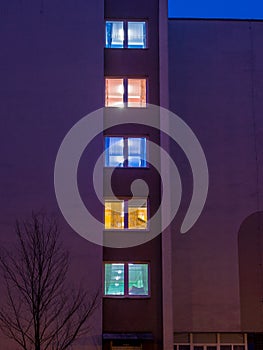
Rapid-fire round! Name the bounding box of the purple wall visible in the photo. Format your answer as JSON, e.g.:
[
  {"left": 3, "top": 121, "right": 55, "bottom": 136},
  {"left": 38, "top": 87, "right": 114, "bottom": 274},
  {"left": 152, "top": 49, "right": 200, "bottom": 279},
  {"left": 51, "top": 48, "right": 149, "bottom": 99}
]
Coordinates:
[
  {"left": 0, "top": 1, "right": 104, "bottom": 348},
  {"left": 169, "top": 19, "right": 263, "bottom": 332}
]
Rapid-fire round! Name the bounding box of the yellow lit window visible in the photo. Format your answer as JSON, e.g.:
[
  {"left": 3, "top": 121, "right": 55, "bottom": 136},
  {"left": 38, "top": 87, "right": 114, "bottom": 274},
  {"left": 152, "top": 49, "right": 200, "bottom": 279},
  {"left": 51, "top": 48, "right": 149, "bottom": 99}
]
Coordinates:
[
  {"left": 105, "top": 200, "right": 124, "bottom": 229},
  {"left": 128, "top": 199, "right": 147, "bottom": 229},
  {"left": 105, "top": 199, "right": 148, "bottom": 230}
]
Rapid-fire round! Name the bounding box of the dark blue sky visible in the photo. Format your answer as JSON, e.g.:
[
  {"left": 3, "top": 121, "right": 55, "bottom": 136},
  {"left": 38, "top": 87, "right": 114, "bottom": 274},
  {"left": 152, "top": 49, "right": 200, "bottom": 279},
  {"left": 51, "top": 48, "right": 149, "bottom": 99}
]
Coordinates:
[{"left": 168, "top": 0, "right": 263, "bottom": 19}]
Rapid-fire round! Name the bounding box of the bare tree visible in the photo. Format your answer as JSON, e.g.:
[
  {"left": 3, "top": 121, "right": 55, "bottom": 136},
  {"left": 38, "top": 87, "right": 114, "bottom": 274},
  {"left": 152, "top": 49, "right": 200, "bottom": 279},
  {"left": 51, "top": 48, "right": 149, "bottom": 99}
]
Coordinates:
[{"left": 0, "top": 213, "right": 100, "bottom": 350}]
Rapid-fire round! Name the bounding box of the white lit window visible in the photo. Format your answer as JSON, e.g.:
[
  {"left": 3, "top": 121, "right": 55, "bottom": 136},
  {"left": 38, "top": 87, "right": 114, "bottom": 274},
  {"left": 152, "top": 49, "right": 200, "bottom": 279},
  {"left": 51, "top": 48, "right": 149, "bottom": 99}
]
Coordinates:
[
  {"left": 104, "top": 199, "right": 148, "bottom": 230},
  {"left": 105, "top": 20, "right": 147, "bottom": 49},
  {"left": 104, "top": 136, "right": 147, "bottom": 168},
  {"left": 105, "top": 78, "right": 147, "bottom": 107},
  {"left": 104, "top": 262, "right": 149, "bottom": 297}
]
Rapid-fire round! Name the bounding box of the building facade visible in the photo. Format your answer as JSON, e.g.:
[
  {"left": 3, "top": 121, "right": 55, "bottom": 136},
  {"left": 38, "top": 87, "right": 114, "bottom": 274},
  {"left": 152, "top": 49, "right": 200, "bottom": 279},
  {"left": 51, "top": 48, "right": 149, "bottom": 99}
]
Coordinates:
[{"left": 1, "top": 1, "right": 263, "bottom": 350}]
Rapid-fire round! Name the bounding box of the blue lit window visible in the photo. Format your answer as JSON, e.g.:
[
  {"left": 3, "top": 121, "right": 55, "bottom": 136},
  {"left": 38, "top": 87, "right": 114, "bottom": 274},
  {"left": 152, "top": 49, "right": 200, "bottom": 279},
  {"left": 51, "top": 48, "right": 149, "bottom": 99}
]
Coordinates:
[
  {"left": 105, "top": 21, "right": 124, "bottom": 48},
  {"left": 127, "top": 22, "right": 146, "bottom": 48},
  {"left": 105, "top": 20, "right": 147, "bottom": 49},
  {"left": 105, "top": 136, "right": 147, "bottom": 167}
]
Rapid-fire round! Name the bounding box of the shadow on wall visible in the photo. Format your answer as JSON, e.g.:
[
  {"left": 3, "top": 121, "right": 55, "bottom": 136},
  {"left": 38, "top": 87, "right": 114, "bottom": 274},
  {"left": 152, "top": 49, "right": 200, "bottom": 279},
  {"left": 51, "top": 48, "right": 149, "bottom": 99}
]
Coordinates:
[{"left": 238, "top": 212, "right": 263, "bottom": 332}]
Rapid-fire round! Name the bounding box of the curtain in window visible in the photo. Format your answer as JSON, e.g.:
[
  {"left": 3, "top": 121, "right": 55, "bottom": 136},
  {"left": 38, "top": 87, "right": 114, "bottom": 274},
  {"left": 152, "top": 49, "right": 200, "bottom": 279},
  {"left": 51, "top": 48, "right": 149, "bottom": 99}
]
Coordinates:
[
  {"left": 128, "top": 137, "right": 146, "bottom": 167},
  {"left": 141, "top": 264, "right": 148, "bottom": 294},
  {"left": 105, "top": 22, "right": 113, "bottom": 48},
  {"left": 128, "top": 263, "right": 148, "bottom": 295},
  {"left": 105, "top": 137, "right": 124, "bottom": 167},
  {"left": 105, "top": 21, "right": 124, "bottom": 48},
  {"left": 128, "top": 22, "right": 146, "bottom": 48},
  {"left": 105, "top": 264, "right": 113, "bottom": 294},
  {"left": 127, "top": 79, "right": 146, "bottom": 107}
]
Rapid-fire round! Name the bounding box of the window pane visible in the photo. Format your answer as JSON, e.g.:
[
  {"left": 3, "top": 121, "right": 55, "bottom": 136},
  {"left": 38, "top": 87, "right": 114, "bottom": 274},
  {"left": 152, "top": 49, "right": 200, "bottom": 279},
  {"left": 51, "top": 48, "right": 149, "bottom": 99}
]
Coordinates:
[
  {"left": 193, "top": 333, "right": 217, "bottom": 343},
  {"left": 128, "top": 263, "right": 149, "bottom": 295},
  {"left": 105, "top": 201, "right": 124, "bottom": 229},
  {"left": 128, "top": 79, "right": 146, "bottom": 107},
  {"left": 221, "top": 334, "right": 244, "bottom": 344},
  {"left": 174, "top": 334, "right": 190, "bottom": 343},
  {"left": 128, "top": 199, "right": 147, "bottom": 229},
  {"left": 179, "top": 346, "right": 190, "bottom": 350},
  {"left": 105, "top": 21, "right": 124, "bottom": 48},
  {"left": 104, "top": 263, "right": 125, "bottom": 295},
  {"left": 105, "top": 78, "right": 124, "bottom": 107},
  {"left": 105, "top": 137, "right": 124, "bottom": 167},
  {"left": 220, "top": 346, "right": 232, "bottom": 350},
  {"left": 128, "top": 22, "right": 146, "bottom": 48},
  {"left": 128, "top": 137, "right": 146, "bottom": 167}
]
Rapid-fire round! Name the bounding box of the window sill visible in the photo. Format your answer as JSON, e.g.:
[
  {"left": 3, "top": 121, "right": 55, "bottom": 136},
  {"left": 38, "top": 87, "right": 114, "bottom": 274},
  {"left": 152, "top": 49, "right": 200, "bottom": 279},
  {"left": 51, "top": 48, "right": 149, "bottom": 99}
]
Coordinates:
[
  {"left": 104, "top": 48, "right": 149, "bottom": 50},
  {"left": 103, "top": 295, "right": 151, "bottom": 299},
  {"left": 103, "top": 229, "right": 150, "bottom": 233},
  {"left": 104, "top": 166, "right": 149, "bottom": 169}
]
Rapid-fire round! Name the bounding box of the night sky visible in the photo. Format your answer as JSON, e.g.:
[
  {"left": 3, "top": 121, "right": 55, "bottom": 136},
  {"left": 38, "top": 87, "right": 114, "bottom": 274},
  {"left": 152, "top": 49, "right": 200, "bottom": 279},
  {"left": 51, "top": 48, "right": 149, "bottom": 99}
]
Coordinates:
[{"left": 168, "top": 0, "right": 263, "bottom": 19}]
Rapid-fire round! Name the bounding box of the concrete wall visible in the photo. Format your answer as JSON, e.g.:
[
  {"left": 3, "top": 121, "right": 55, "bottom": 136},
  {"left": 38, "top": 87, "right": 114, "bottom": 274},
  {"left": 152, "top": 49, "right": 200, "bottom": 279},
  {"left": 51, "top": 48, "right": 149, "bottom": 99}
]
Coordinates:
[
  {"left": 0, "top": 1, "right": 104, "bottom": 348},
  {"left": 168, "top": 19, "right": 263, "bottom": 332}
]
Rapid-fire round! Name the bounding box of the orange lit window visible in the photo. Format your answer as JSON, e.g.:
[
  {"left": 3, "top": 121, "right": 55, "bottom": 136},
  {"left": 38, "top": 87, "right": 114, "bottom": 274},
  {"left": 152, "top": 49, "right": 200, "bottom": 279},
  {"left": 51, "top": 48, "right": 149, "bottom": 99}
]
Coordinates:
[
  {"left": 128, "top": 79, "right": 146, "bottom": 107},
  {"left": 105, "top": 78, "right": 147, "bottom": 107},
  {"left": 105, "top": 78, "right": 124, "bottom": 107}
]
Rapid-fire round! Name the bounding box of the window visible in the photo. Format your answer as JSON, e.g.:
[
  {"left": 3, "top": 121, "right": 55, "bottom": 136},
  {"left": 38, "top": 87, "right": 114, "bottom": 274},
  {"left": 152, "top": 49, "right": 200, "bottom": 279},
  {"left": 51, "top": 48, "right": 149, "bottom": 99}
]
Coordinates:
[
  {"left": 105, "top": 20, "right": 147, "bottom": 49},
  {"left": 104, "top": 136, "right": 147, "bottom": 167},
  {"left": 104, "top": 262, "right": 149, "bottom": 297},
  {"left": 105, "top": 199, "right": 148, "bottom": 230},
  {"left": 174, "top": 333, "right": 247, "bottom": 350},
  {"left": 105, "top": 78, "right": 147, "bottom": 107}
]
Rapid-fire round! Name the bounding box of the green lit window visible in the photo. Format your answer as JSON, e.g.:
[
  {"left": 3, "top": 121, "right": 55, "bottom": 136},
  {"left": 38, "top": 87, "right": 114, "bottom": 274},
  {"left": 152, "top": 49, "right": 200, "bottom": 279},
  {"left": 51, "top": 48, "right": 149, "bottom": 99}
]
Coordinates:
[
  {"left": 104, "top": 263, "right": 125, "bottom": 296},
  {"left": 104, "top": 262, "right": 149, "bottom": 297}
]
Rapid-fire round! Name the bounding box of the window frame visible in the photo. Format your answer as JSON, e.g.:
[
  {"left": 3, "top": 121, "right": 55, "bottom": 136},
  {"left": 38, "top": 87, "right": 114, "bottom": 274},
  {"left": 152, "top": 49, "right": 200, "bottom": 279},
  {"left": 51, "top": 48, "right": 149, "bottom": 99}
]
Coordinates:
[
  {"left": 105, "top": 77, "right": 148, "bottom": 108},
  {"left": 104, "top": 135, "right": 149, "bottom": 168},
  {"left": 103, "top": 261, "right": 151, "bottom": 298},
  {"left": 104, "top": 197, "right": 149, "bottom": 231},
  {"left": 173, "top": 333, "right": 248, "bottom": 350},
  {"left": 105, "top": 19, "right": 148, "bottom": 49}
]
